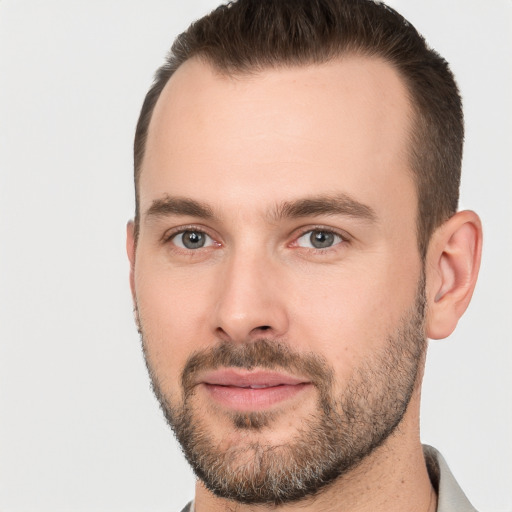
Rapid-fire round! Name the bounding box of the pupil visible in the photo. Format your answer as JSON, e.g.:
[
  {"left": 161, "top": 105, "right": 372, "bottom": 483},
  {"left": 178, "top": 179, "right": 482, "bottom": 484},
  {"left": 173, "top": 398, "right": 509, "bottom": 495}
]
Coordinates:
[
  {"left": 183, "top": 231, "right": 205, "bottom": 249},
  {"left": 311, "top": 231, "right": 334, "bottom": 248}
]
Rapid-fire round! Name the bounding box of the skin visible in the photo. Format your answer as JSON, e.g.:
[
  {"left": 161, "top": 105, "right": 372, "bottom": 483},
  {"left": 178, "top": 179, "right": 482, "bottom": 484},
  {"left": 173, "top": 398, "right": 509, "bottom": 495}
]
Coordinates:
[{"left": 127, "top": 56, "right": 482, "bottom": 512}]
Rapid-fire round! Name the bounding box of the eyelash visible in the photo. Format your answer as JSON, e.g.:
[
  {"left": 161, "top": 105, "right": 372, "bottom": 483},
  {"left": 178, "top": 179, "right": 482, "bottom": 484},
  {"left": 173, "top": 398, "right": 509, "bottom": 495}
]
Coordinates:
[
  {"left": 162, "top": 225, "right": 350, "bottom": 253},
  {"left": 162, "top": 225, "right": 218, "bottom": 245},
  {"left": 291, "top": 226, "right": 349, "bottom": 253}
]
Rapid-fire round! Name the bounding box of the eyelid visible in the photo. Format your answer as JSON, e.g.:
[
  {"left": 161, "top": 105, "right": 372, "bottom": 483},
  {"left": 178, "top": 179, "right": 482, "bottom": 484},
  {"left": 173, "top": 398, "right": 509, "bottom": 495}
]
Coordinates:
[
  {"left": 161, "top": 224, "right": 221, "bottom": 246},
  {"left": 290, "top": 225, "right": 351, "bottom": 250},
  {"left": 160, "top": 224, "right": 350, "bottom": 251},
  {"left": 293, "top": 225, "right": 350, "bottom": 241}
]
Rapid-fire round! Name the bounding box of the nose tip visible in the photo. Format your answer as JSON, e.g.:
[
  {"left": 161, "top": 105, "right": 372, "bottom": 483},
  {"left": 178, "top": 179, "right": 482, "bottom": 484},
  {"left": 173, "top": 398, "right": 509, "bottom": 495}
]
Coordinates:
[{"left": 212, "top": 256, "right": 289, "bottom": 343}]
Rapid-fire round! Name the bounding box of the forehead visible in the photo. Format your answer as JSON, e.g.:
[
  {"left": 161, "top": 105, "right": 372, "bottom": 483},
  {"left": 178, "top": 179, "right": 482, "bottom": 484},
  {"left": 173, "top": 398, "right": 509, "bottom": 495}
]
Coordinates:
[{"left": 141, "top": 56, "right": 415, "bottom": 222}]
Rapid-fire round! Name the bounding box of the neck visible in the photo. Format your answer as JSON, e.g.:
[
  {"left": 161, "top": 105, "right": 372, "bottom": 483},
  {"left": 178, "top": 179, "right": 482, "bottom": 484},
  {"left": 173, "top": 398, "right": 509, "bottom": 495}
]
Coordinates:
[{"left": 194, "top": 395, "right": 436, "bottom": 512}]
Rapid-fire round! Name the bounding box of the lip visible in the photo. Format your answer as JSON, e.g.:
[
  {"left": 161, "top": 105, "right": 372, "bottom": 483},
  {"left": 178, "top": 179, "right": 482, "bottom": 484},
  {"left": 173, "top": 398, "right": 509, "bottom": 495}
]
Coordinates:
[{"left": 198, "top": 369, "right": 312, "bottom": 411}]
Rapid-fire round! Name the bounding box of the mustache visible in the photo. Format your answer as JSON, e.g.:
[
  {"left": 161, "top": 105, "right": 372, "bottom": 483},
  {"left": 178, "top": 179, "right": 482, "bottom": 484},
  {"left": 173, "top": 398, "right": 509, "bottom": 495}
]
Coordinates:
[{"left": 181, "top": 339, "right": 334, "bottom": 395}]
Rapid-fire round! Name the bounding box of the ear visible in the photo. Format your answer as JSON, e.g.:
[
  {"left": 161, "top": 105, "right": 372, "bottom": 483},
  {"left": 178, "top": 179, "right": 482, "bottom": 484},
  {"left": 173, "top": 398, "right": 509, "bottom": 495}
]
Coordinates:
[
  {"left": 126, "top": 220, "right": 137, "bottom": 302},
  {"left": 425, "top": 210, "right": 482, "bottom": 340}
]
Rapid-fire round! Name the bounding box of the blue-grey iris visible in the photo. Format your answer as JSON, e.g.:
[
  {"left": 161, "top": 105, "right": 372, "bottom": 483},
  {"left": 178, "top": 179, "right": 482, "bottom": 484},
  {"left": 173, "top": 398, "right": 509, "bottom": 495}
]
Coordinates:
[
  {"left": 182, "top": 231, "right": 206, "bottom": 249},
  {"left": 311, "top": 231, "right": 335, "bottom": 248}
]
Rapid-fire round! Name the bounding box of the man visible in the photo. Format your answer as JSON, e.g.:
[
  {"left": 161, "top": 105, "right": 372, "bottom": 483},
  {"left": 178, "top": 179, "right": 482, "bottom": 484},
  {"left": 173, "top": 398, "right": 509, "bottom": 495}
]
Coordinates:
[{"left": 126, "top": 0, "right": 482, "bottom": 511}]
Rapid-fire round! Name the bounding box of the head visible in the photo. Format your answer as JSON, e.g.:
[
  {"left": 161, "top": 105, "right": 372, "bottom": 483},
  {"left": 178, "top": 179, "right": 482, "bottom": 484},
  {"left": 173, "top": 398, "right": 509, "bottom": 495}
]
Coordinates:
[{"left": 127, "top": 0, "right": 481, "bottom": 506}]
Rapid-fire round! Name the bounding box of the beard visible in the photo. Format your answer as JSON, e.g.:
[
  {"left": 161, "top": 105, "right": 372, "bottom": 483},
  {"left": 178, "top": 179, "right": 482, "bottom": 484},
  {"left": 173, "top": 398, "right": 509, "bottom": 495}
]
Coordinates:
[{"left": 138, "top": 276, "right": 427, "bottom": 505}]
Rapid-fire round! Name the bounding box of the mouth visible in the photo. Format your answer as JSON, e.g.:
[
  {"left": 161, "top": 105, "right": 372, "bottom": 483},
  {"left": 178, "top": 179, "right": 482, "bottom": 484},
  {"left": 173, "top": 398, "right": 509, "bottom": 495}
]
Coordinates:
[{"left": 198, "top": 369, "right": 312, "bottom": 411}]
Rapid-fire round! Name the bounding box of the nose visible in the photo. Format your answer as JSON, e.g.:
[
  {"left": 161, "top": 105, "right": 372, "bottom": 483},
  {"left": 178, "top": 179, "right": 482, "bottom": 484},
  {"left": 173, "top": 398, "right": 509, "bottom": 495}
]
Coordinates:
[{"left": 213, "top": 249, "right": 289, "bottom": 343}]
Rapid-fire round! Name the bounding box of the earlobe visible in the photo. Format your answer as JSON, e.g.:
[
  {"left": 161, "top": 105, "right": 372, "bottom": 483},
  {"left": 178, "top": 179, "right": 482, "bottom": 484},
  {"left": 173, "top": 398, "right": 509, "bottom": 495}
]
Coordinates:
[{"left": 425, "top": 210, "right": 482, "bottom": 340}]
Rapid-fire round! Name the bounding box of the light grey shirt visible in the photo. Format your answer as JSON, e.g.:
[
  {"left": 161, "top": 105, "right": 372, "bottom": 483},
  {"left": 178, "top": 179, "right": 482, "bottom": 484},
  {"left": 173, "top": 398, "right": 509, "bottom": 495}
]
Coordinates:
[
  {"left": 180, "top": 445, "right": 477, "bottom": 512},
  {"left": 424, "top": 445, "right": 477, "bottom": 512}
]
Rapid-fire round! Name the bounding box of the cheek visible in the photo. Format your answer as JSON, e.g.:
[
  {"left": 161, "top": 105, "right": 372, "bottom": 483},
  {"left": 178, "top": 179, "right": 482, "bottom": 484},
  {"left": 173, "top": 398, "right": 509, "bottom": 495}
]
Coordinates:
[
  {"left": 287, "top": 260, "right": 417, "bottom": 375},
  {"left": 134, "top": 261, "right": 217, "bottom": 383}
]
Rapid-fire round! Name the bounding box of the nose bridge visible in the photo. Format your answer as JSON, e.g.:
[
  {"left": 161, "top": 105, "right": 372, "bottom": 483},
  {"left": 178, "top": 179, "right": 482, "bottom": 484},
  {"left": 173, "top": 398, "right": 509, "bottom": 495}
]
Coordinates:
[{"left": 213, "top": 242, "right": 288, "bottom": 342}]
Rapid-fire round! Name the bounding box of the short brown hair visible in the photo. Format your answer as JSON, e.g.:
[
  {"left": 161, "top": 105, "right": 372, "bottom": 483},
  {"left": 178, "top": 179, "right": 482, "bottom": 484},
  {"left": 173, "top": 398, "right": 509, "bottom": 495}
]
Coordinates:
[{"left": 134, "top": 0, "right": 463, "bottom": 257}]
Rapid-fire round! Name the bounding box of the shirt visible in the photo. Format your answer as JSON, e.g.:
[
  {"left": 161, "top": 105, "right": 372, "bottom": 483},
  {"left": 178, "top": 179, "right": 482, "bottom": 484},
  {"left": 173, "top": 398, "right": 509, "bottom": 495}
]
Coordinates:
[
  {"left": 424, "top": 445, "right": 477, "bottom": 512},
  {"left": 179, "top": 445, "right": 477, "bottom": 512}
]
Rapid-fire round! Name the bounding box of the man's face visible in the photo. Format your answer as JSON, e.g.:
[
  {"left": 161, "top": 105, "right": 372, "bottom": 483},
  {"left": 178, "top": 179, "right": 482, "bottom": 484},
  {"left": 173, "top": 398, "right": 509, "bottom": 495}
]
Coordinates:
[{"left": 130, "top": 57, "right": 426, "bottom": 503}]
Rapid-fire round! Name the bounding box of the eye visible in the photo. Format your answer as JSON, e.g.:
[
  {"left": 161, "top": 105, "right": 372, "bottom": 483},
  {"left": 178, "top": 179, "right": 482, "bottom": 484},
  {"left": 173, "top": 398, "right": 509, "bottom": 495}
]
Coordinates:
[
  {"left": 295, "top": 229, "right": 344, "bottom": 249},
  {"left": 171, "top": 230, "right": 215, "bottom": 250}
]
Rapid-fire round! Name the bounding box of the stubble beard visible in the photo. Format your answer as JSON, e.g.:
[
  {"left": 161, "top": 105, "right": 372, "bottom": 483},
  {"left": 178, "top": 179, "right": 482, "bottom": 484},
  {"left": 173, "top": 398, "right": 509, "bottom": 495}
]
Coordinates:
[{"left": 139, "top": 278, "right": 427, "bottom": 505}]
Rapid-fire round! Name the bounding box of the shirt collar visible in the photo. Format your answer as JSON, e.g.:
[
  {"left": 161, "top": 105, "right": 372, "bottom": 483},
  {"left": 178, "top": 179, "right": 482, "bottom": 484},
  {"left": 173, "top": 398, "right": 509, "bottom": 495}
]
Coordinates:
[{"left": 423, "top": 445, "right": 478, "bottom": 512}]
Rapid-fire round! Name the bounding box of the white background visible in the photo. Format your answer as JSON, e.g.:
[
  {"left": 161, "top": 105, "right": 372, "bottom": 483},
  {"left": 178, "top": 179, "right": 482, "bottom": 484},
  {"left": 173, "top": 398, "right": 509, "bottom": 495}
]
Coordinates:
[{"left": 0, "top": 1, "right": 510, "bottom": 511}]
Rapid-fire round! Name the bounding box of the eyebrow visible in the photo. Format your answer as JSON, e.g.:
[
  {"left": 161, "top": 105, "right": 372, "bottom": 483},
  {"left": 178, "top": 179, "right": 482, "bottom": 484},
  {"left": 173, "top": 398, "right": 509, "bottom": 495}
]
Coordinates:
[
  {"left": 269, "top": 194, "right": 377, "bottom": 223},
  {"left": 145, "top": 196, "right": 214, "bottom": 221},
  {"left": 144, "top": 193, "right": 377, "bottom": 224}
]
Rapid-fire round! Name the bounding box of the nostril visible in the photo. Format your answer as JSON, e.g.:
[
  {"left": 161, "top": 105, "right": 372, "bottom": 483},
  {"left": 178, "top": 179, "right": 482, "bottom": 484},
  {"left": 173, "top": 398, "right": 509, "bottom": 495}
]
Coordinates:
[{"left": 258, "top": 326, "right": 271, "bottom": 331}]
